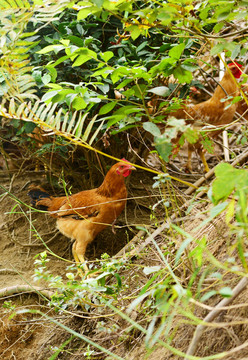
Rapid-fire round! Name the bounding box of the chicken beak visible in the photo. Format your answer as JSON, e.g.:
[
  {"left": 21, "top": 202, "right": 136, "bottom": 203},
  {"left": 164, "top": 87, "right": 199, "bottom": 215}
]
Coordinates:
[{"left": 130, "top": 165, "right": 136, "bottom": 171}]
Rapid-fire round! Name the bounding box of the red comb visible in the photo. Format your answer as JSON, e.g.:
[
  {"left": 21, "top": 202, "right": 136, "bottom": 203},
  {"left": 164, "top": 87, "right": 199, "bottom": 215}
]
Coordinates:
[
  {"left": 121, "top": 158, "right": 129, "bottom": 162},
  {"left": 228, "top": 61, "right": 243, "bottom": 68}
]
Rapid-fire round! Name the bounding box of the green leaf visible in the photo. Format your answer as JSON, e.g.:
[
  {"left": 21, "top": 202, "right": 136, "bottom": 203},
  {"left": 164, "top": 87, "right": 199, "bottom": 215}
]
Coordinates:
[
  {"left": 219, "top": 287, "right": 233, "bottom": 297},
  {"left": 67, "top": 35, "right": 85, "bottom": 47},
  {"left": 157, "top": 10, "right": 173, "bottom": 25},
  {"left": 37, "top": 45, "right": 64, "bottom": 54},
  {"left": 210, "top": 42, "right": 226, "bottom": 56},
  {"left": 143, "top": 122, "right": 161, "bottom": 137},
  {"left": 41, "top": 74, "right": 51, "bottom": 85},
  {"left": 77, "top": 8, "right": 94, "bottom": 20},
  {"left": 32, "top": 70, "right": 42, "bottom": 83},
  {"left": 149, "top": 86, "right": 170, "bottom": 97},
  {"left": 143, "top": 266, "right": 161, "bottom": 275},
  {"left": 41, "top": 91, "right": 58, "bottom": 102},
  {"left": 99, "top": 102, "right": 117, "bottom": 115},
  {"left": 24, "top": 122, "right": 37, "bottom": 134},
  {"left": 184, "top": 127, "right": 199, "bottom": 144},
  {"left": 200, "top": 290, "right": 217, "bottom": 302},
  {"left": 231, "top": 44, "right": 241, "bottom": 59},
  {"left": 100, "top": 51, "right": 114, "bottom": 62},
  {"left": 212, "top": 163, "right": 248, "bottom": 203},
  {"left": 111, "top": 67, "right": 129, "bottom": 84},
  {"left": 72, "top": 97, "right": 87, "bottom": 110},
  {"left": 136, "top": 41, "right": 148, "bottom": 53},
  {"left": 173, "top": 65, "right": 192, "bottom": 84},
  {"left": 107, "top": 114, "right": 123, "bottom": 127},
  {"left": 154, "top": 138, "right": 172, "bottom": 162},
  {"left": 45, "top": 66, "right": 57, "bottom": 82},
  {"left": 129, "top": 26, "right": 141, "bottom": 41},
  {"left": 210, "top": 202, "right": 229, "bottom": 218},
  {"left": 72, "top": 54, "right": 91, "bottom": 67},
  {"left": 169, "top": 43, "right": 185, "bottom": 60},
  {"left": 114, "top": 273, "right": 122, "bottom": 288},
  {"left": 175, "top": 237, "right": 193, "bottom": 265},
  {"left": 92, "top": 0, "right": 103, "bottom": 7}
]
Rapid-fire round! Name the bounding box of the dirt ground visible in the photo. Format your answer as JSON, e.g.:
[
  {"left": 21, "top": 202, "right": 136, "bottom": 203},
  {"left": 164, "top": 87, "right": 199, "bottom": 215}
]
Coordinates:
[
  {"left": 0, "top": 165, "right": 155, "bottom": 360},
  {"left": 1, "top": 147, "right": 248, "bottom": 360}
]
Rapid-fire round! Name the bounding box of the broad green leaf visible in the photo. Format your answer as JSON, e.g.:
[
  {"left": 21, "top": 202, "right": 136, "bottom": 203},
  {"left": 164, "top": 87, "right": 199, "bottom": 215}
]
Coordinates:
[
  {"left": 169, "top": 43, "right": 185, "bottom": 60},
  {"left": 46, "top": 66, "right": 57, "bottom": 82},
  {"left": 143, "top": 122, "right": 161, "bottom": 137},
  {"left": 173, "top": 65, "right": 192, "bottom": 84},
  {"left": 136, "top": 41, "right": 148, "bottom": 53},
  {"left": 113, "top": 105, "right": 143, "bottom": 115},
  {"left": 212, "top": 163, "right": 248, "bottom": 203},
  {"left": 157, "top": 11, "right": 173, "bottom": 25},
  {"left": 231, "top": 44, "right": 241, "bottom": 59},
  {"left": 154, "top": 137, "right": 173, "bottom": 162},
  {"left": 67, "top": 35, "right": 85, "bottom": 47},
  {"left": 72, "top": 54, "right": 91, "bottom": 67},
  {"left": 100, "top": 51, "right": 114, "bottom": 62},
  {"left": 77, "top": 8, "right": 93, "bottom": 20},
  {"left": 92, "top": 0, "right": 103, "bottom": 6},
  {"left": 111, "top": 67, "right": 129, "bottom": 84},
  {"left": 93, "top": 67, "right": 112, "bottom": 79},
  {"left": 41, "top": 90, "right": 58, "bottom": 102},
  {"left": 107, "top": 114, "right": 124, "bottom": 127},
  {"left": 148, "top": 86, "right": 170, "bottom": 97},
  {"left": 72, "top": 97, "right": 87, "bottom": 110},
  {"left": 99, "top": 101, "right": 117, "bottom": 115},
  {"left": 213, "top": 22, "right": 224, "bottom": 33},
  {"left": 210, "top": 42, "right": 226, "bottom": 56},
  {"left": 41, "top": 74, "right": 51, "bottom": 85},
  {"left": 129, "top": 26, "right": 141, "bottom": 41}
]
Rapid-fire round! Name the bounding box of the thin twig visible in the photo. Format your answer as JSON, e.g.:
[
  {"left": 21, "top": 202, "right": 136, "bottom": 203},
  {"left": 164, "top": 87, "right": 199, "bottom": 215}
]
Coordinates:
[
  {"left": 0, "top": 284, "right": 53, "bottom": 299},
  {"left": 10, "top": 229, "right": 60, "bottom": 247},
  {"left": 0, "top": 268, "right": 22, "bottom": 275},
  {"left": 114, "top": 230, "right": 147, "bottom": 258},
  {"left": 185, "top": 277, "right": 248, "bottom": 358}
]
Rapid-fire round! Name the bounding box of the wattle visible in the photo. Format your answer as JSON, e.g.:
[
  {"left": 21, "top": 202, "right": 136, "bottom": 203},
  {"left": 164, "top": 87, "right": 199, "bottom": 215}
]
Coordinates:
[{"left": 123, "top": 169, "right": 131, "bottom": 177}]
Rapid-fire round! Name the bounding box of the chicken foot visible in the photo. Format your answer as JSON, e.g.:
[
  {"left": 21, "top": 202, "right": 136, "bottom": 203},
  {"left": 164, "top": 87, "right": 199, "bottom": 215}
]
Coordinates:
[
  {"left": 186, "top": 144, "right": 210, "bottom": 173},
  {"left": 72, "top": 244, "right": 89, "bottom": 278}
]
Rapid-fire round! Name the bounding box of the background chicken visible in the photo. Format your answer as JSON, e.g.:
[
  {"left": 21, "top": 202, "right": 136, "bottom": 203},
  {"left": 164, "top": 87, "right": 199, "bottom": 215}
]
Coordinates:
[
  {"left": 236, "top": 83, "right": 248, "bottom": 121},
  {"left": 167, "top": 62, "right": 243, "bottom": 172},
  {"left": 28, "top": 159, "right": 135, "bottom": 275}
]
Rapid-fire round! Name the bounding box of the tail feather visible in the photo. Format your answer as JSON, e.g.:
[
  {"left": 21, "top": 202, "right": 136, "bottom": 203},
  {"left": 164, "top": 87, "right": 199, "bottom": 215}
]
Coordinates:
[{"left": 27, "top": 187, "right": 51, "bottom": 210}]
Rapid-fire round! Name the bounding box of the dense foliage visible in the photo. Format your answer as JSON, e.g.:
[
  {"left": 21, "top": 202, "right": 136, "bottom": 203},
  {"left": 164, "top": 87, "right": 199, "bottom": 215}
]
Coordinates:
[{"left": 1, "top": 0, "right": 248, "bottom": 167}]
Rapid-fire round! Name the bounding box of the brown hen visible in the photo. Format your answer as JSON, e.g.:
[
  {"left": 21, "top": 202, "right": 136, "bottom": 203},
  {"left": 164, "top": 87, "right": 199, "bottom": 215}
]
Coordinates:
[{"left": 28, "top": 159, "right": 135, "bottom": 274}]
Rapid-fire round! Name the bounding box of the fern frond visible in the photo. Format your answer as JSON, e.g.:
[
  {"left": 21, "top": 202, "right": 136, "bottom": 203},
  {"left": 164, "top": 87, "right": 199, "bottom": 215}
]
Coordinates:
[{"left": 0, "top": 99, "right": 105, "bottom": 146}]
